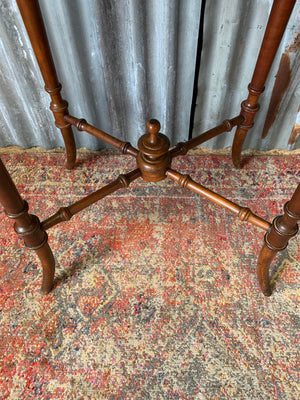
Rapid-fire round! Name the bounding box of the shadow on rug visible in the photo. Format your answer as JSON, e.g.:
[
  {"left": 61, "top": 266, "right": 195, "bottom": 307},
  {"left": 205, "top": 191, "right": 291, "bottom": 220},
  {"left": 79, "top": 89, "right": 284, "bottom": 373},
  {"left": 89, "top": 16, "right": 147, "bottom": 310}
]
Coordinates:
[{"left": 0, "top": 151, "right": 299, "bottom": 399}]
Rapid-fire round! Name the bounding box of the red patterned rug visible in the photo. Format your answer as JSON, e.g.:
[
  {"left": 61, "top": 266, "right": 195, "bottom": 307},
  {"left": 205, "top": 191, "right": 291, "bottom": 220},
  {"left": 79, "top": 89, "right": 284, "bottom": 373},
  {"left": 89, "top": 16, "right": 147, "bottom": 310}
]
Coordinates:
[{"left": 0, "top": 150, "right": 299, "bottom": 399}]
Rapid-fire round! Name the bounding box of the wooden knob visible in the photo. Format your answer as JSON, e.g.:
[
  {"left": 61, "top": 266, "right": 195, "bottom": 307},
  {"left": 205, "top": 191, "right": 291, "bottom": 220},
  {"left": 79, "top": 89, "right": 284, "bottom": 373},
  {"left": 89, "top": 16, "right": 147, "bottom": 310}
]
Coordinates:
[{"left": 147, "top": 119, "right": 160, "bottom": 144}]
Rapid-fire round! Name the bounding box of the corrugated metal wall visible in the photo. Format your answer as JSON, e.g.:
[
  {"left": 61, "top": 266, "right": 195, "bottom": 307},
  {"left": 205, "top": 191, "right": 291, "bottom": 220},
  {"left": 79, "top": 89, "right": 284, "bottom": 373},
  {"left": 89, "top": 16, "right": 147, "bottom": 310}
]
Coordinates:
[
  {"left": 193, "top": 0, "right": 300, "bottom": 151},
  {"left": 0, "top": 0, "right": 299, "bottom": 151}
]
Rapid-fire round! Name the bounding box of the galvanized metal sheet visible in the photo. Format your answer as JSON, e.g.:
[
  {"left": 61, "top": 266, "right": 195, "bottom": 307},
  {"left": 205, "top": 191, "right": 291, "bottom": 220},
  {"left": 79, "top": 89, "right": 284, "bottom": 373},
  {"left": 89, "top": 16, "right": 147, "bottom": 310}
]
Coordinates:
[
  {"left": 0, "top": 0, "right": 201, "bottom": 149},
  {"left": 0, "top": 0, "right": 299, "bottom": 151},
  {"left": 193, "top": 0, "right": 300, "bottom": 151}
]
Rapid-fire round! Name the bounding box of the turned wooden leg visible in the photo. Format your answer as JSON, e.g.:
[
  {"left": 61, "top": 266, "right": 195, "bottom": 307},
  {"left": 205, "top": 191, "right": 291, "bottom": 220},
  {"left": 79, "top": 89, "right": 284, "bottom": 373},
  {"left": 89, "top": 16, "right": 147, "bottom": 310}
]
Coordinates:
[
  {"left": 16, "top": 0, "right": 76, "bottom": 170},
  {"left": 257, "top": 183, "right": 300, "bottom": 296},
  {"left": 232, "top": 0, "right": 296, "bottom": 168},
  {"left": 0, "top": 157, "right": 55, "bottom": 294}
]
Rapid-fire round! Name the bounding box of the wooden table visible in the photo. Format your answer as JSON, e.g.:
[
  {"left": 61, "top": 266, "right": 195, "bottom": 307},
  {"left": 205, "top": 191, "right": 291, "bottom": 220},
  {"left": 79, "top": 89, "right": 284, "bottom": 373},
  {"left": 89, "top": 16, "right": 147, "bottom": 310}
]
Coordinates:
[{"left": 0, "top": 0, "right": 299, "bottom": 296}]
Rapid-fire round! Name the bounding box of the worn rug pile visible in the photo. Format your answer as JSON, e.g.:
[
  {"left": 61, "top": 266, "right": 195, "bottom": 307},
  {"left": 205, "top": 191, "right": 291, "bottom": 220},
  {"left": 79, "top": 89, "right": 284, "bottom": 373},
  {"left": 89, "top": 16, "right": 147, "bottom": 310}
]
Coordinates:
[{"left": 0, "top": 149, "right": 299, "bottom": 399}]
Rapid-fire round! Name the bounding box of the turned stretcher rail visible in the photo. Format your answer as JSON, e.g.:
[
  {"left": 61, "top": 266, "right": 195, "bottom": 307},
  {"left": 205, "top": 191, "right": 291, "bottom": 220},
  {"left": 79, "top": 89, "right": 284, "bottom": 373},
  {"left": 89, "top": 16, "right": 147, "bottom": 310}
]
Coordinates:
[
  {"left": 3, "top": 0, "right": 296, "bottom": 296},
  {"left": 166, "top": 169, "right": 271, "bottom": 231},
  {"left": 64, "top": 115, "right": 139, "bottom": 157},
  {"left": 42, "top": 169, "right": 141, "bottom": 230},
  {"left": 170, "top": 115, "right": 244, "bottom": 157}
]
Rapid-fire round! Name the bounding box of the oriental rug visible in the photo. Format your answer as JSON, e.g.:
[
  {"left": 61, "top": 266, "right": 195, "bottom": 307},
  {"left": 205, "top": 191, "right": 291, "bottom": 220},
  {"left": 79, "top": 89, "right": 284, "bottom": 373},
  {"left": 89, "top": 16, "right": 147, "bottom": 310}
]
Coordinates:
[{"left": 0, "top": 150, "right": 299, "bottom": 399}]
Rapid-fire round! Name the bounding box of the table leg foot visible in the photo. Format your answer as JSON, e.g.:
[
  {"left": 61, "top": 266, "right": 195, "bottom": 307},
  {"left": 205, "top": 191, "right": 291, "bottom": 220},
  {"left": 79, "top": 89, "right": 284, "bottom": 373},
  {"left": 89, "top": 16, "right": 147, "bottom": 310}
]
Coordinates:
[
  {"left": 12, "top": 211, "right": 56, "bottom": 294},
  {"left": 257, "top": 185, "right": 300, "bottom": 296},
  {"left": 257, "top": 244, "right": 276, "bottom": 296},
  {"left": 232, "top": 126, "right": 248, "bottom": 169},
  {"left": 0, "top": 157, "right": 56, "bottom": 293},
  {"left": 35, "top": 242, "right": 55, "bottom": 294},
  {"left": 60, "top": 126, "right": 77, "bottom": 170}
]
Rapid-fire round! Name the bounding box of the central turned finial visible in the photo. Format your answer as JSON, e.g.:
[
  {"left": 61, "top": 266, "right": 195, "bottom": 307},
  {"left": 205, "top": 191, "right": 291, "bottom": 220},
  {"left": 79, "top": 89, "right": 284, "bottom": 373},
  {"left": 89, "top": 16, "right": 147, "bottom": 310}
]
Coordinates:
[
  {"left": 137, "top": 119, "right": 171, "bottom": 182},
  {"left": 147, "top": 119, "right": 160, "bottom": 145}
]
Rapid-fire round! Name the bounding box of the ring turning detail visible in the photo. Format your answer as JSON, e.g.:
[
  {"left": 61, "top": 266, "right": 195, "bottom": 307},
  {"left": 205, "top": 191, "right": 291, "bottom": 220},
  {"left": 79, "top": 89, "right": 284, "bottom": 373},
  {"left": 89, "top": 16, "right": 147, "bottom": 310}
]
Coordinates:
[{"left": 0, "top": 0, "right": 298, "bottom": 296}]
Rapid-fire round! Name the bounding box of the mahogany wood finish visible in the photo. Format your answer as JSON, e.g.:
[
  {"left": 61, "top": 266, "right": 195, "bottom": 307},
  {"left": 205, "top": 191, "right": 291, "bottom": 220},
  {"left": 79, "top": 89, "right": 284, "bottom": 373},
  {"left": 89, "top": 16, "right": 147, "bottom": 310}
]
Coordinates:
[
  {"left": 170, "top": 116, "right": 244, "bottom": 157},
  {"left": 232, "top": 0, "right": 296, "bottom": 169},
  {"left": 166, "top": 169, "right": 271, "bottom": 232},
  {"left": 64, "top": 115, "right": 139, "bottom": 157},
  {"left": 137, "top": 119, "right": 171, "bottom": 182},
  {"left": 42, "top": 169, "right": 141, "bottom": 230},
  {"left": 0, "top": 0, "right": 297, "bottom": 295},
  {"left": 16, "top": 0, "right": 76, "bottom": 170},
  {"left": 257, "top": 184, "right": 300, "bottom": 296},
  {"left": 0, "top": 158, "right": 55, "bottom": 294}
]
